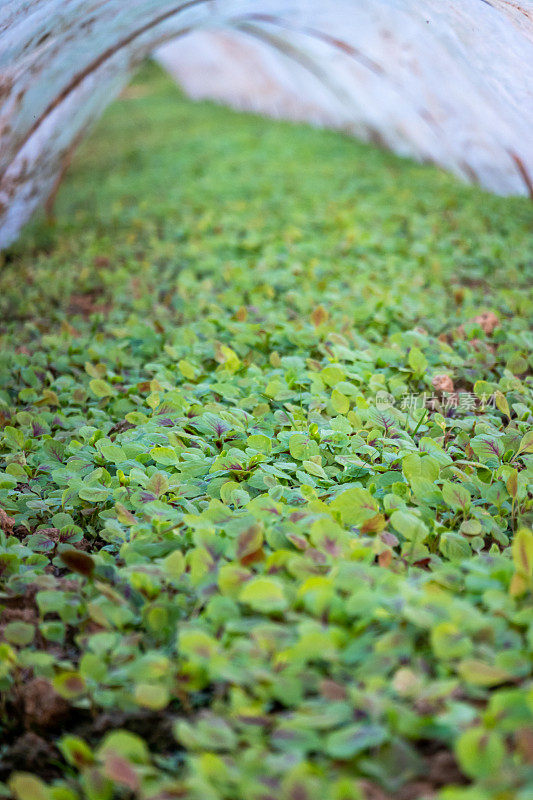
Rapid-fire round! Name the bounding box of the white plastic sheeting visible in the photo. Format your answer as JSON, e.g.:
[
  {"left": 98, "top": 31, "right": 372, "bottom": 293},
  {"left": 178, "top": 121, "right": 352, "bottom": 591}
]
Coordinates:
[{"left": 1, "top": 1, "right": 532, "bottom": 249}]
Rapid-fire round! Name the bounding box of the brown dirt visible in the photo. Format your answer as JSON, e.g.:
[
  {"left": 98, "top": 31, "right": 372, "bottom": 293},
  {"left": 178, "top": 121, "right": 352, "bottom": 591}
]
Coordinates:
[
  {"left": 0, "top": 507, "right": 15, "bottom": 533},
  {"left": 21, "top": 677, "right": 71, "bottom": 729},
  {"left": 67, "top": 290, "right": 110, "bottom": 318},
  {"left": 431, "top": 374, "right": 454, "bottom": 393},
  {"left": 0, "top": 732, "right": 59, "bottom": 781}
]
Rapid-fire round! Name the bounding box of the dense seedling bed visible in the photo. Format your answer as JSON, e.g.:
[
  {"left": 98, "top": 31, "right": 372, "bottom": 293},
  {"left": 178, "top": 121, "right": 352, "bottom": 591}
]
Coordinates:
[{"left": 0, "top": 63, "right": 532, "bottom": 800}]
